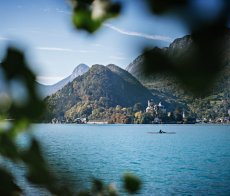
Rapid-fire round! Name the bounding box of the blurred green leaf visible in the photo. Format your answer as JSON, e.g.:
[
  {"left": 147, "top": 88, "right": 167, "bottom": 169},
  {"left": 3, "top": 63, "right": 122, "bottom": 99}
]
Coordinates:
[
  {"left": 77, "top": 191, "right": 91, "bottom": 196},
  {"left": 1, "top": 47, "right": 44, "bottom": 122},
  {"left": 0, "top": 167, "right": 22, "bottom": 196},
  {"left": 0, "top": 46, "right": 78, "bottom": 195},
  {"left": 123, "top": 173, "right": 141, "bottom": 194},
  {"left": 72, "top": 10, "right": 101, "bottom": 33},
  {"left": 92, "top": 178, "right": 104, "bottom": 193},
  {"left": 0, "top": 133, "right": 20, "bottom": 161},
  {"left": 71, "top": 0, "right": 120, "bottom": 33}
]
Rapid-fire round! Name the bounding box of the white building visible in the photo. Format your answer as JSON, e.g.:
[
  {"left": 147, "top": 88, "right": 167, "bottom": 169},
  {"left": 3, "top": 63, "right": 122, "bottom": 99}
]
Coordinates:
[
  {"left": 146, "top": 100, "right": 166, "bottom": 114},
  {"left": 146, "top": 99, "right": 154, "bottom": 113}
]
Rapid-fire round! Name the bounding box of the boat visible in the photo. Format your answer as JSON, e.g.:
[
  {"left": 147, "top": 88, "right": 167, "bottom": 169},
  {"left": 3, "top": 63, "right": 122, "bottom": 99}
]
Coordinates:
[{"left": 147, "top": 131, "right": 176, "bottom": 134}]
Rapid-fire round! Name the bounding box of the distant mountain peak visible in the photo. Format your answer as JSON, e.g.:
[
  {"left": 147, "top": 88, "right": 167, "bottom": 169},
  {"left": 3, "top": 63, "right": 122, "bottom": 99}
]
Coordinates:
[
  {"left": 91, "top": 64, "right": 105, "bottom": 69},
  {"left": 70, "top": 63, "right": 89, "bottom": 80},
  {"left": 38, "top": 63, "right": 89, "bottom": 98},
  {"left": 106, "top": 64, "right": 118, "bottom": 68},
  {"left": 106, "top": 64, "right": 124, "bottom": 72},
  {"left": 72, "top": 63, "right": 89, "bottom": 74}
]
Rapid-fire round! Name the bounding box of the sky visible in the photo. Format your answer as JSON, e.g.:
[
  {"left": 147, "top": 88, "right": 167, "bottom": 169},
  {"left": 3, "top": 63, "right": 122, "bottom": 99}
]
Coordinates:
[{"left": 0, "top": 0, "right": 224, "bottom": 85}]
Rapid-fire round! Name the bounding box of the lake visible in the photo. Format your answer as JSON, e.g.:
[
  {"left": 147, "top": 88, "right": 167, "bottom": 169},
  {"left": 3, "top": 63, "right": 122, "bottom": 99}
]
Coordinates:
[{"left": 10, "top": 124, "right": 230, "bottom": 195}]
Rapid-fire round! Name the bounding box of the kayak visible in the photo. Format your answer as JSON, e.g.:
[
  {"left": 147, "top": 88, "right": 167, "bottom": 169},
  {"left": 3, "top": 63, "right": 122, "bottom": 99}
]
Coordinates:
[{"left": 147, "top": 132, "right": 176, "bottom": 134}]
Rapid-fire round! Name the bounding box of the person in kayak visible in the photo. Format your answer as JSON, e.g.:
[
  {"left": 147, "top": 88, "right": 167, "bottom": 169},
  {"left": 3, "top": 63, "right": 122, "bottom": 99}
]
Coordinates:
[{"left": 159, "top": 129, "right": 166, "bottom": 133}]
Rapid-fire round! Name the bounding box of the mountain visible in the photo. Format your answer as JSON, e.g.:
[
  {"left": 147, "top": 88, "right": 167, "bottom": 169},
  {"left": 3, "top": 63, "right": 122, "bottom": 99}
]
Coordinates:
[
  {"left": 127, "top": 29, "right": 230, "bottom": 94},
  {"left": 126, "top": 31, "right": 230, "bottom": 120},
  {"left": 38, "top": 63, "right": 89, "bottom": 98},
  {"left": 44, "top": 64, "right": 159, "bottom": 121}
]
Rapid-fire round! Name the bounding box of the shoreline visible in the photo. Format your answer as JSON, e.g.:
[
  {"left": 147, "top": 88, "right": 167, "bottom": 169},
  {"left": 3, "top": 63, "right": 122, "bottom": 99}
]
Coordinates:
[{"left": 32, "top": 123, "right": 230, "bottom": 126}]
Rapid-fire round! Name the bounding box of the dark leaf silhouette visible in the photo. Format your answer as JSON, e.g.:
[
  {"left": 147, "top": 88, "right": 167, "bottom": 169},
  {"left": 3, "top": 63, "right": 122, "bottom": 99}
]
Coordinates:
[
  {"left": 143, "top": 0, "right": 230, "bottom": 96},
  {"left": 123, "top": 173, "right": 141, "bottom": 194},
  {"left": 1, "top": 47, "right": 44, "bottom": 121},
  {"left": 148, "top": 0, "right": 188, "bottom": 14},
  {"left": 0, "top": 168, "right": 22, "bottom": 196}
]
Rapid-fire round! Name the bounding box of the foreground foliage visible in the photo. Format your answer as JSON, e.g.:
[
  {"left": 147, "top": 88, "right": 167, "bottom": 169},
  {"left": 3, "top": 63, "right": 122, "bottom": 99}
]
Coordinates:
[{"left": 1, "top": 0, "right": 230, "bottom": 194}]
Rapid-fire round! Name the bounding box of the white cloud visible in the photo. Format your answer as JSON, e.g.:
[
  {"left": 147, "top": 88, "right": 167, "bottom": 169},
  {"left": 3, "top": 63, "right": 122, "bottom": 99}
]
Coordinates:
[
  {"left": 78, "top": 50, "right": 90, "bottom": 53},
  {"left": 36, "top": 47, "right": 94, "bottom": 54},
  {"left": 104, "top": 23, "right": 172, "bottom": 42},
  {"left": 36, "top": 76, "right": 65, "bottom": 85},
  {"left": 56, "top": 8, "right": 71, "bottom": 15},
  {"left": 0, "top": 36, "right": 10, "bottom": 41},
  {"left": 91, "top": 43, "right": 102, "bottom": 47},
  {"left": 36, "top": 47, "right": 74, "bottom": 52}
]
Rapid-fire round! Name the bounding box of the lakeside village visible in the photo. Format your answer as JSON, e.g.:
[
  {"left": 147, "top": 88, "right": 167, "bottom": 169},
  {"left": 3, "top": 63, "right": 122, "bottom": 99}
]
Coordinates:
[{"left": 51, "top": 99, "right": 230, "bottom": 124}]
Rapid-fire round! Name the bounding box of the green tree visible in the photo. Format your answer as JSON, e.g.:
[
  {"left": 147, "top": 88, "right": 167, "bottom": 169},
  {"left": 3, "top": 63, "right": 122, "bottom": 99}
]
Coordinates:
[
  {"left": 133, "top": 103, "right": 143, "bottom": 112},
  {"left": 141, "top": 113, "right": 154, "bottom": 124}
]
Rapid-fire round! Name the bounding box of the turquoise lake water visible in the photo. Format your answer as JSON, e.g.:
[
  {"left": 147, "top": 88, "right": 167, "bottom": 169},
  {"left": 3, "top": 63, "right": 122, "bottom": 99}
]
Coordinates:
[{"left": 10, "top": 124, "right": 230, "bottom": 195}]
